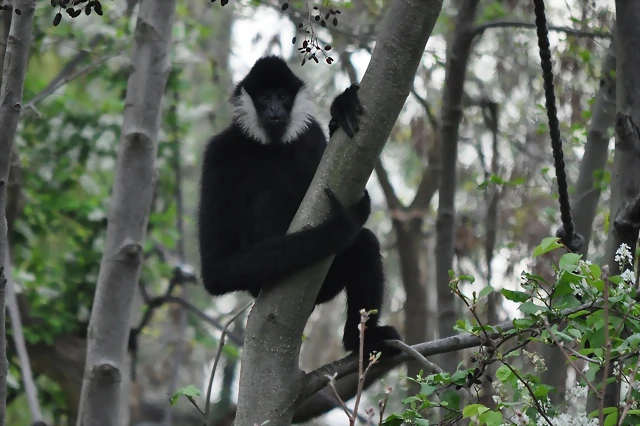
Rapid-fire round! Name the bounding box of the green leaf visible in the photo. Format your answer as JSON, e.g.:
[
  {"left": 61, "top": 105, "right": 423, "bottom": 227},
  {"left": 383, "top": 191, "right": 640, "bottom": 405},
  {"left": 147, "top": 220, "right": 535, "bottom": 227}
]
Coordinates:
[
  {"left": 459, "top": 274, "right": 475, "bottom": 283},
  {"left": 170, "top": 385, "right": 201, "bottom": 406},
  {"left": 559, "top": 253, "right": 582, "bottom": 271},
  {"left": 501, "top": 289, "right": 531, "bottom": 303},
  {"left": 604, "top": 411, "right": 618, "bottom": 426},
  {"left": 568, "top": 310, "right": 590, "bottom": 319},
  {"left": 495, "top": 365, "right": 512, "bottom": 382},
  {"left": 440, "top": 389, "right": 461, "bottom": 410},
  {"left": 533, "top": 384, "right": 555, "bottom": 398},
  {"left": 519, "top": 301, "right": 549, "bottom": 315},
  {"left": 382, "top": 414, "right": 405, "bottom": 426},
  {"left": 462, "top": 403, "right": 489, "bottom": 418},
  {"left": 589, "top": 263, "right": 601, "bottom": 278},
  {"left": 533, "top": 237, "right": 562, "bottom": 257},
  {"left": 480, "top": 410, "right": 503, "bottom": 426},
  {"left": 478, "top": 285, "right": 494, "bottom": 300},
  {"left": 420, "top": 383, "right": 437, "bottom": 396}
]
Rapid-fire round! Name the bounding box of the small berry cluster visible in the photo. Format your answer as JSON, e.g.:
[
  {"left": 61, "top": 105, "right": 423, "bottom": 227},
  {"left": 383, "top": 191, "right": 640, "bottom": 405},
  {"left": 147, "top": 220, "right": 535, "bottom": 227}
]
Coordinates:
[
  {"left": 210, "top": 0, "right": 230, "bottom": 7},
  {"left": 48, "top": 0, "right": 104, "bottom": 26},
  {"left": 284, "top": 3, "right": 341, "bottom": 66}
]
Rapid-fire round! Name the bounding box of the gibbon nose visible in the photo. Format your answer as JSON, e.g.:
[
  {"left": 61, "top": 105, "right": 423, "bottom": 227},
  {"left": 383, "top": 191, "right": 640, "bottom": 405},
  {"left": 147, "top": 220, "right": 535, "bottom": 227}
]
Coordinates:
[{"left": 267, "top": 111, "right": 285, "bottom": 122}]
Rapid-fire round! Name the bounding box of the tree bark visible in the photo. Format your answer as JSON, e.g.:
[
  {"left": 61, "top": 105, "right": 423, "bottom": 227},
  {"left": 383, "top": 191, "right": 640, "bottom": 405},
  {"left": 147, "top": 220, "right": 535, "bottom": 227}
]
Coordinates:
[
  {"left": 591, "top": 4, "right": 640, "bottom": 412},
  {"left": 234, "top": 1, "right": 444, "bottom": 424},
  {"left": 603, "top": 7, "right": 640, "bottom": 277},
  {"left": 5, "top": 246, "right": 43, "bottom": 423},
  {"left": 435, "top": 0, "right": 480, "bottom": 374},
  {"left": 76, "top": 1, "right": 178, "bottom": 425},
  {"left": 572, "top": 36, "right": 617, "bottom": 256},
  {"left": 0, "top": 1, "right": 37, "bottom": 424}
]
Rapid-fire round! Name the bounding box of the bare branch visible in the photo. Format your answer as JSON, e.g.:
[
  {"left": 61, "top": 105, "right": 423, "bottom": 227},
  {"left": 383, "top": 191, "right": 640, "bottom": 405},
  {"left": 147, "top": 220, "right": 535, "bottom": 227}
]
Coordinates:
[
  {"left": 204, "top": 302, "right": 253, "bottom": 422},
  {"left": 302, "top": 302, "right": 596, "bottom": 400},
  {"left": 5, "top": 246, "right": 43, "bottom": 422},
  {"left": 374, "top": 160, "right": 402, "bottom": 210},
  {"left": 472, "top": 19, "right": 611, "bottom": 40}
]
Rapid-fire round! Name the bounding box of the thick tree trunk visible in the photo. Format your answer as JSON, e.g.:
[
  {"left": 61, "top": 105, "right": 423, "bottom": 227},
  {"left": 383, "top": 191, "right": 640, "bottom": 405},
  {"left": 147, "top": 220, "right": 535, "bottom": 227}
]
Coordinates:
[
  {"left": 76, "top": 1, "right": 178, "bottom": 425},
  {"left": 234, "top": 1, "right": 444, "bottom": 424}
]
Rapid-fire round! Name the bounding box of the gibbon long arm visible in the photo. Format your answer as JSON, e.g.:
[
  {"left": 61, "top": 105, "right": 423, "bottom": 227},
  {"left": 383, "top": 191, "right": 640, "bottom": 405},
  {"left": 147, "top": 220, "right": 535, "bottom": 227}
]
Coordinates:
[{"left": 199, "top": 147, "right": 365, "bottom": 296}]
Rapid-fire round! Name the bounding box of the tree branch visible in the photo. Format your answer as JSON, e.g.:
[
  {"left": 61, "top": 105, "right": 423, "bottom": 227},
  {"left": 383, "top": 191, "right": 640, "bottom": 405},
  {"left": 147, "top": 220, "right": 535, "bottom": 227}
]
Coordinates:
[
  {"left": 5, "top": 246, "right": 43, "bottom": 422},
  {"left": 301, "top": 302, "right": 597, "bottom": 400},
  {"left": 472, "top": 19, "right": 612, "bottom": 40}
]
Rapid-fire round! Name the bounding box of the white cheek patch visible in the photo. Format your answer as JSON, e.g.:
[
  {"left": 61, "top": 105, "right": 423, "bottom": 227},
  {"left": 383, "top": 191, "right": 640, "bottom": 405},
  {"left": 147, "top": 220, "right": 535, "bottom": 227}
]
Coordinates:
[
  {"left": 282, "top": 86, "right": 316, "bottom": 144},
  {"left": 232, "top": 85, "right": 327, "bottom": 144},
  {"left": 232, "top": 87, "right": 270, "bottom": 145}
]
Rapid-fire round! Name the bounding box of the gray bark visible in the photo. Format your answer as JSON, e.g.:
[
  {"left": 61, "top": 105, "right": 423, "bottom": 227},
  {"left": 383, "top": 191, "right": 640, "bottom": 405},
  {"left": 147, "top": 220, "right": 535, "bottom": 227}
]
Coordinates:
[
  {"left": 5, "top": 246, "right": 43, "bottom": 422},
  {"left": 592, "top": 3, "right": 640, "bottom": 412},
  {"left": 76, "top": 1, "right": 178, "bottom": 425},
  {"left": 604, "top": 6, "right": 640, "bottom": 276},
  {"left": 572, "top": 37, "right": 617, "bottom": 256},
  {"left": 234, "top": 1, "right": 444, "bottom": 424},
  {"left": 0, "top": 1, "right": 36, "bottom": 424},
  {"left": 435, "top": 0, "right": 480, "bottom": 374}
]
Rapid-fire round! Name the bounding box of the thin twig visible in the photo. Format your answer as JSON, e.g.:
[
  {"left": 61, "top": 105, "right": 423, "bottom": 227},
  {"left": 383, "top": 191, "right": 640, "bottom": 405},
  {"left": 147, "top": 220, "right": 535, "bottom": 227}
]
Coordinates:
[
  {"left": 600, "top": 275, "right": 612, "bottom": 424},
  {"left": 326, "top": 377, "right": 352, "bottom": 419},
  {"left": 21, "top": 52, "right": 120, "bottom": 116},
  {"left": 543, "top": 318, "right": 599, "bottom": 397},
  {"left": 618, "top": 355, "right": 640, "bottom": 425},
  {"left": 351, "top": 311, "right": 369, "bottom": 426},
  {"left": 204, "top": 301, "right": 253, "bottom": 423}
]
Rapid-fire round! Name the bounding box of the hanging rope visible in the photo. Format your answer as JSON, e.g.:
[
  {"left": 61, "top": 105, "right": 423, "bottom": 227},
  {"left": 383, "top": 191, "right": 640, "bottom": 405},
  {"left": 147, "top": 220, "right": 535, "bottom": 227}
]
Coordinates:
[{"left": 533, "top": 0, "right": 584, "bottom": 253}]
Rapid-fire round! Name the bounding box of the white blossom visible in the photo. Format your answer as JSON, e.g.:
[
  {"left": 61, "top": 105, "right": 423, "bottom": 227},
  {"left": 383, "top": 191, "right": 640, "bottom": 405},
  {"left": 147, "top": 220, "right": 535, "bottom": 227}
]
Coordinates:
[
  {"left": 615, "top": 243, "right": 634, "bottom": 268},
  {"left": 621, "top": 269, "right": 636, "bottom": 284}
]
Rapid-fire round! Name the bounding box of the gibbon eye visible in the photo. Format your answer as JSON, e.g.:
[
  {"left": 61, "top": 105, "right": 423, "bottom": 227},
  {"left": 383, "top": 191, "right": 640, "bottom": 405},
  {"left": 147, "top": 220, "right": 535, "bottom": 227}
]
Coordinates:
[{"left": 277, "top": 93, "right": 287, "bottom": 100}]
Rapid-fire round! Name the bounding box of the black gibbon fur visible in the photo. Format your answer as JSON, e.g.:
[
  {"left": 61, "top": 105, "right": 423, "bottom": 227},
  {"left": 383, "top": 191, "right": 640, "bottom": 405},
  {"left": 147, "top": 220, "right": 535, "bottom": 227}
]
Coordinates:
[{"left": 197, "top": 55, "right": 401, "bottom": 355}]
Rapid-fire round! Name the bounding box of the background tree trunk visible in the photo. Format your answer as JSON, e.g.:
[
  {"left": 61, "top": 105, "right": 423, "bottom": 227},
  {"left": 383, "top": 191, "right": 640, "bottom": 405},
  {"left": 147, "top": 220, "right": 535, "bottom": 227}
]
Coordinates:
[
  {"left": 572, "top": 36, "right": 617, "bottom": 256},
  {"left": 435, "top": 0, "right": 480, "bottom": 374},
  {"left": 76, "top": 1, "right": 178, "bottom": 424}
]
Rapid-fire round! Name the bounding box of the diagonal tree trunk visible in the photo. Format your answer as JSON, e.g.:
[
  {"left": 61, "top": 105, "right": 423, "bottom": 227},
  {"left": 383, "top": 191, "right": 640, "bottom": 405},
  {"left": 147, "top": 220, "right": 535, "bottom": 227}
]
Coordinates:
[{"left": 234, "top": 1, "right": 444, "bottom": 424}]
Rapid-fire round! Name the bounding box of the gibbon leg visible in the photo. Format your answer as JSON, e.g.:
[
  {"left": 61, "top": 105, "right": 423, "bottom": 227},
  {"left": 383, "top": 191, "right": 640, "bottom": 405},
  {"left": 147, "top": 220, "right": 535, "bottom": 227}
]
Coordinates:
[{"left": 323, "top": 228, "right": 400, "bottom": 354}]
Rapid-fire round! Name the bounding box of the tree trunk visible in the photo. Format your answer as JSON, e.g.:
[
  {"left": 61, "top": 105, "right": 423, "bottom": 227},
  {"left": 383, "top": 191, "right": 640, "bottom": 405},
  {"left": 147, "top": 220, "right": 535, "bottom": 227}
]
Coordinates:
[
  {"left": 234, "top": 1, "right": 444, "bottom": 424},
  {"left": 572, "top": 36, "right": 617, "bottom": 256},
  {"left": 435, "top": 0, "right": 480, "bottom": 374},
  {"left": 0, "top": 1, "right": 37, "bottom": 424},
  {"left": 591, "top": 3, "right": 640, "bottom": 412},
  {"left": 394, "top": 218, "right": 428, "bottom": 388},
  {"left": 76, "top": 1, "right": 178, "bottom": 424}
]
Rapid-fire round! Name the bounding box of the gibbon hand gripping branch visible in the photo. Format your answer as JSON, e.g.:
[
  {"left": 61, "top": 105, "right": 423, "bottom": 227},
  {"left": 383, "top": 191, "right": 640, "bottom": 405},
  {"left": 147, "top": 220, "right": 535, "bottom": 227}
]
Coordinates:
[{"left": 533, "top": 0, "right": 585, "bottom": 253}]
